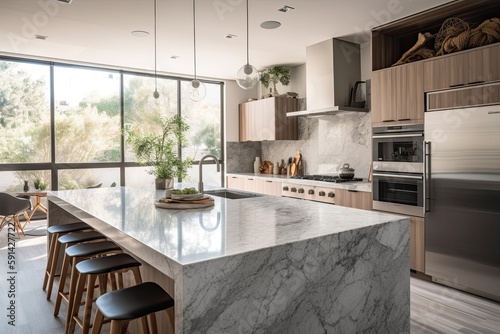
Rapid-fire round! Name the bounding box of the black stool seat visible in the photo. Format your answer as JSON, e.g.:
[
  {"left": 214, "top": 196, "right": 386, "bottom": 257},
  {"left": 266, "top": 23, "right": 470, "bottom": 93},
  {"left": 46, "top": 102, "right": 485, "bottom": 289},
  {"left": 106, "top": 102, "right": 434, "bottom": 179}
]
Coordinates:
[
  {"left": 58, "top": 231, "right": 105, "bottom": 244},
  {"left": 47, "top": 222, "right": 91, "bottom": 234},
  {"left": 66, "top": 241, "right": 121, "bottom": 258},
  {"left": 96, "top": 282, "right": 174, "bottom": 320},
  {"left": 76, "top": 253, "right": 141, "bottom": 275}
]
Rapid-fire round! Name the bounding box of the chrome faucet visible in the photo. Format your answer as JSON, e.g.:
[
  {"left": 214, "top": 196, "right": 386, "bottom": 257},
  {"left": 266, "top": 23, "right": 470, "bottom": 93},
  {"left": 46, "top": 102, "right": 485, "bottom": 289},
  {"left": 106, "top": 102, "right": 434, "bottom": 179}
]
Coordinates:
[{"left": 198, "top": 154, "right": 220, "bottom": 193}]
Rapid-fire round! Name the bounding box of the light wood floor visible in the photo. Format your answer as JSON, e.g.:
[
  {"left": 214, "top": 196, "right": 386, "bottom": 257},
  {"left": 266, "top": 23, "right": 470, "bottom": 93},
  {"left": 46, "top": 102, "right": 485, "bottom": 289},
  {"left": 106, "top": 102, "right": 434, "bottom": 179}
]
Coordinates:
[{"left": 1, "top": 220, "right": 499, "bottom": 334}]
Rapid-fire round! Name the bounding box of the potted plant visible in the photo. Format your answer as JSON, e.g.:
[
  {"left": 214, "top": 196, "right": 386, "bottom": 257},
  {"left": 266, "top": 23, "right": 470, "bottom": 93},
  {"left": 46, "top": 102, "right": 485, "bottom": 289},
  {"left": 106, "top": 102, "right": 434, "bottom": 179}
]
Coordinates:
[
  {"left": 259, "top": 65, "right": 291, "bottom": 97},
  {"left": 124, "top": 115, "right": 193, "bottom": 189}
]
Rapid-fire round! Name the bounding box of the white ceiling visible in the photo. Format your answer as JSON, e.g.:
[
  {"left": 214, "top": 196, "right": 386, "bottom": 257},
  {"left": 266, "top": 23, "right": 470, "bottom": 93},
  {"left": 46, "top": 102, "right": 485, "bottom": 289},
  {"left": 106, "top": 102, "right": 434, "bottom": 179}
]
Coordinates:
[{"left": 0, "top": 0, "right": 454, "bottom": 80}]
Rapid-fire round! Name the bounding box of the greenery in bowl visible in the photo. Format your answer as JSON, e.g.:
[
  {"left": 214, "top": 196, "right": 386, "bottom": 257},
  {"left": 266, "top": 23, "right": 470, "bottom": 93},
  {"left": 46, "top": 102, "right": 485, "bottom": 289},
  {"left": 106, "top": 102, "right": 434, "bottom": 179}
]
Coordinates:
[
  {"left": 124, "top": 115, "right": 193, "bottom": 180},
  {"left": 259, "top": 65, "right": 291, "bottom": 96}
]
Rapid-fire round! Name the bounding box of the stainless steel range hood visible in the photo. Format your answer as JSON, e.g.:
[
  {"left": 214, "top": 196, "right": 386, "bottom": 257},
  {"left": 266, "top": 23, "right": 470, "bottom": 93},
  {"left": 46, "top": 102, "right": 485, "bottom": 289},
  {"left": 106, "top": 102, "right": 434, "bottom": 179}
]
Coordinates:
[{"left": 287, "top": 38, "right": 368, "bottom": 117}]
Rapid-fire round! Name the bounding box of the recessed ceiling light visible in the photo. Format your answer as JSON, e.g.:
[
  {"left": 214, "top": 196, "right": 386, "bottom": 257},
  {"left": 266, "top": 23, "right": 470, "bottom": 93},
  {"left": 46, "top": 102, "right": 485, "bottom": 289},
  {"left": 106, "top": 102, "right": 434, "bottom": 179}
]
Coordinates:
[
  {"left": 225, "top": 34, "right": 237, "bottom": 39},
  {"left": 131, "top": 30, "right": 150, "bottom": 37},
  {"left": 278, "top": 5, "right": 294, "bottom": 13},
  {"left": 260, "top": 21, "right": 281, "bottom": 29},
  {"left": 35, "top": 35, "right": 48, "bottom": 40},
  {"left": 170, "top": 55, "right": 179, "bottom": 59}
]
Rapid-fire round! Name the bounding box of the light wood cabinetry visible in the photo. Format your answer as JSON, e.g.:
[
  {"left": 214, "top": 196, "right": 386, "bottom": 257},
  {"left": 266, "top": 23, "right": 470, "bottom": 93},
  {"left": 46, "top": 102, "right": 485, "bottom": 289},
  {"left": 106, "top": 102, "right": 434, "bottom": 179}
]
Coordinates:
[
  {"left": 335, "top": 189, "right": 373, "bottom": 211},
  {"left": 410, "top": 216, "right": 425, "bottom": 272},
  {"left": 239, "top": 97, "right": 298, "bottom": 142},
  {"left": 371, "top": 61, "right": 424, "bottom": 126},
  {"left": 226, "top": 176, "right": 282, "bottom": 197},
  {"left": 423, "top": 43, "right": 500, "bottom": 92}
]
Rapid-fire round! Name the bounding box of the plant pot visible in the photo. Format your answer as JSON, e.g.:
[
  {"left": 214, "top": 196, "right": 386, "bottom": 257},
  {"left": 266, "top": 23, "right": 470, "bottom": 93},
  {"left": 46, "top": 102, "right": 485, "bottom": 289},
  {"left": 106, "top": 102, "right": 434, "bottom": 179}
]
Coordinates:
[{"left": 155, "top": 178, "right": 174, "bottom": 190}]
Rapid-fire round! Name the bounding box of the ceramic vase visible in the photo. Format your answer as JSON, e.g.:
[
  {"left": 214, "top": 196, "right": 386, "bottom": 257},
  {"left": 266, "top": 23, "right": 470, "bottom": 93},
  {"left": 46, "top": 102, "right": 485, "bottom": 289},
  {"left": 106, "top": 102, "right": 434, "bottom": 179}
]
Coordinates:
[
  {"left": 254, "top": 157, "right": 261, "bottom": 174},
  {"left": 23, "top": 180, "right": 30, "bottom": 192}
]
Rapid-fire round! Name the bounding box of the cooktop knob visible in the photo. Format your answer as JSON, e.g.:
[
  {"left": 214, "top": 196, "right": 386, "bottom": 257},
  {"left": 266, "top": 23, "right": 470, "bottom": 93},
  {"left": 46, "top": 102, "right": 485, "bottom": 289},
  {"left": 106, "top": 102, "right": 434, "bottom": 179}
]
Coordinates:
[
  {"left": 283, "top": 186, "right": 289, "bottom": 191},
  {"left": 328, "top": 191, "right": 335, "bottom": 198},
  {"left": 308, "top": 189, "right": 314, "bottom": 195},
  {"left": 319, "top": 191, "right": 326, "bottom": 196},
  {"left": 291, "top": 187, "right": 297, "bottom": 193},
  {"left": 298, "top": 188, "right": 304, "bottom": 194}
]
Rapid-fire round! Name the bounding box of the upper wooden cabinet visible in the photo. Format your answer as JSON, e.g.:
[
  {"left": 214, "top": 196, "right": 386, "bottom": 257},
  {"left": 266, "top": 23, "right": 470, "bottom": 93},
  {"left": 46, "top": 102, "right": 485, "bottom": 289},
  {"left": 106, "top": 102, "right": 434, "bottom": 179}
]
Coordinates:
[
  {"left": 423, "top": 43, "right": 500, "bottom": 92},
  {"left": 371, "top": 61, "right": 424, "bottom": 126},
  {"left": 239, "top": 97, "right": 298, "bottom": 142}
]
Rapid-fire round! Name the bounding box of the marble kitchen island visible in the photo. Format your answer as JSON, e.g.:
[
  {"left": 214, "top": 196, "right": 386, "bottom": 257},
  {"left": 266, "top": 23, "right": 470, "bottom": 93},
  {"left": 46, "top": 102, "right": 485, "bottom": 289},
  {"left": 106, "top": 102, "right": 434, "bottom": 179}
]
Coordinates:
[{"left": 48, "top": 186, "right": 410, "bottom": 334}]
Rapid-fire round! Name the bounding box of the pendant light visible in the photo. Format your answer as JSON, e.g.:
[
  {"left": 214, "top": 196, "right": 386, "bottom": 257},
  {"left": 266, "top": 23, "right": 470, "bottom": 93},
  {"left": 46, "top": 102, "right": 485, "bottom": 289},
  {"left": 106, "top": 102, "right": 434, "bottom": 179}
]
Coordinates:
[
  {"left": 153, "top": 0, "right": 159, "bottom": 99},
  {"left": 236, "top": 0, "right": 259, "bottom": 89},
  {"left": 187, "top": 0, "right": 206, "bottom": 102}
]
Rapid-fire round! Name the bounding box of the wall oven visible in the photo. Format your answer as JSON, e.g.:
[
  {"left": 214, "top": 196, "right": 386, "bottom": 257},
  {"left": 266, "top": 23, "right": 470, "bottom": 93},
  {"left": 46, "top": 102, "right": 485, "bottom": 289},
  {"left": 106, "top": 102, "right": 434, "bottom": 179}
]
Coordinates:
[{"left": 372, "top": 124, "right": 425, "bottom": 217}]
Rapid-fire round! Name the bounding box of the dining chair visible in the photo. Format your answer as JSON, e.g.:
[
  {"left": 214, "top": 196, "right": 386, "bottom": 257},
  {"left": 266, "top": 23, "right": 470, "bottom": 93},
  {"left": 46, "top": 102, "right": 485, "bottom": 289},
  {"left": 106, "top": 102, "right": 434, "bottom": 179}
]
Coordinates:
[
  {"left": 0, "top": 192, "right": 32, "bottom": 236},
  {"left": 86, "top": 183, "right": 103, "bottom": 189}
]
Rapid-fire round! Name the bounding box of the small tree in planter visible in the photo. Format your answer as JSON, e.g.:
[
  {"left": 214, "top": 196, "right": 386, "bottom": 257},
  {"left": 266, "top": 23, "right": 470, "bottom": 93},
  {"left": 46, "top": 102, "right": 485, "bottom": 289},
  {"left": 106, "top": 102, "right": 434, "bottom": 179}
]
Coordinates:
[
  {"left": 124, "top": 115, "right": 193, "bottom": 189},
  {"left": 259, "top": 65, "right": 291, "bottom": 96}
]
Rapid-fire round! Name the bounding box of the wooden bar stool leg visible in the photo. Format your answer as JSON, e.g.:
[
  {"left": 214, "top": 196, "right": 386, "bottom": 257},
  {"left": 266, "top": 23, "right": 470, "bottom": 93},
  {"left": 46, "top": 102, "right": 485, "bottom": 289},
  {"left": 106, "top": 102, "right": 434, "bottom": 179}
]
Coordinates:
[
  {"left": 110, "top": 320, "right": 129, "bottom": 334},
  {"left": 91, "top": 309, "right": 105, "bottom": 334},
  {"left": 81, "top": 275, "right": 98, "bottom": 334},
  {"left": 43, "top": 233, "right": 57, "bottom": 292},
  {"left": 54, "top": 247, "right": 72, "bottom": 316},
  {"left": 68, "top": 271, "right": 88, "bottom": 334},
  {"left": 147, "top": 313, "right": 158, "bottom": 333}
]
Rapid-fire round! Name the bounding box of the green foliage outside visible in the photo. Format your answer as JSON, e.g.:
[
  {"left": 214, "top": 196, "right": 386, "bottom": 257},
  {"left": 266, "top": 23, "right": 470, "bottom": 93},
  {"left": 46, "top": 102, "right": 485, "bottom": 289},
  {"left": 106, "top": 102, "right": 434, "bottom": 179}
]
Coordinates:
[{"left": 0, "top": 60, "right": 222, "bottom": 190}]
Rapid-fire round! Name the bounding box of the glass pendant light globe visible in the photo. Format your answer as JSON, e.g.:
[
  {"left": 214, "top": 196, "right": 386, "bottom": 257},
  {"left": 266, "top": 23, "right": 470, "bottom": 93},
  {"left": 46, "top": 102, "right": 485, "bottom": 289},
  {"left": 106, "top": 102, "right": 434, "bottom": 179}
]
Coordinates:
[
  {"left": 236, "top": 63, "right": 259, "bottom": 89},
  {"left": 187, "top": 79, "right": 206, "bottom": 102},
  {"left": 153, "top": 89, "right": 160, "bottom": 99}
]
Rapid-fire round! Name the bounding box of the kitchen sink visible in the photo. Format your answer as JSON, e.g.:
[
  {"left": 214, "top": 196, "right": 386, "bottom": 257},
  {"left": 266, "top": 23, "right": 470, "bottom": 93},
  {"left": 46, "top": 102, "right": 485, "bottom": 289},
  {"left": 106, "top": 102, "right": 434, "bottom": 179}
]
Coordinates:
[{"left": 204, "top": 189, "right": 262, "bottom": 199}]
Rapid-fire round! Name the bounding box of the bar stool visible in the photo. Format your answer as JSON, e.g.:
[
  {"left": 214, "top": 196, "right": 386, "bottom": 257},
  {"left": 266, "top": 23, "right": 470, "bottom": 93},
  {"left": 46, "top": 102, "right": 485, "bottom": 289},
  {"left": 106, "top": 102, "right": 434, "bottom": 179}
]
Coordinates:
[
  {"left": 92, "top": 282, "right": 175, "bottom": 334},
  {"left": 67, "top": 253, "right": 143, "bottom": 334},
  {"left": 53, "top": 241, "right": 122, "bottom": 327},
  {"left": 47, "top": 230, "right": 107, "bottom": 301},
  {"left": 43, "top": 222, "right": 94, "bottom": 300}
]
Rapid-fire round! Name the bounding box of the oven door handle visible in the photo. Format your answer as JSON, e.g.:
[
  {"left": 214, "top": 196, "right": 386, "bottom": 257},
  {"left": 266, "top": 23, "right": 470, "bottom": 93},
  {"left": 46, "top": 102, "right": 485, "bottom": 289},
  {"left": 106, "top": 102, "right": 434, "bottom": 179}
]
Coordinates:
[
  {"left": 372, "top": 133, "right": 424, "bottom": 139},
  {"left": 372, "top": 173, "right": 423, "bottom": 180}
]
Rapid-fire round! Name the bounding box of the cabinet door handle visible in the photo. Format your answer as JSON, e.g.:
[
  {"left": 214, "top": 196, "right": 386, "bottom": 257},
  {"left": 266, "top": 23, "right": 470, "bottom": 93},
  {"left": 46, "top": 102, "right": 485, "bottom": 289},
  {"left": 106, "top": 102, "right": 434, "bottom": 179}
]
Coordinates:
[
  {"left": 468, "top": 80, "right": 485, "bottom": 85},
  {"left": 383, "top": 119, "right": 396, "bottom": 122},
  {"left": 449, "top": 83, "right": 465, "bottom": 88},
  {"left": 348, "top": 189, "right": 358, "bottom": 193},
  {"left": 266, "top": 181, "right": 272, "bottom": 183},
  {"left": 397, "top": 118, "right": 410, "bottom": 121},
  {"left": 248, "top": 178, "right": 253, "bottom": 181}
]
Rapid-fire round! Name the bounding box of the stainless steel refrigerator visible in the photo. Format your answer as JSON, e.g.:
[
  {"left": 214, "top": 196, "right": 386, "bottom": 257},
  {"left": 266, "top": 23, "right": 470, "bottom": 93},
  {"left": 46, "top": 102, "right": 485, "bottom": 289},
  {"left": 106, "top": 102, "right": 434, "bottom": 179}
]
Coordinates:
[{"left": 424, "top": 103, "right": 500, "bottom": 302}]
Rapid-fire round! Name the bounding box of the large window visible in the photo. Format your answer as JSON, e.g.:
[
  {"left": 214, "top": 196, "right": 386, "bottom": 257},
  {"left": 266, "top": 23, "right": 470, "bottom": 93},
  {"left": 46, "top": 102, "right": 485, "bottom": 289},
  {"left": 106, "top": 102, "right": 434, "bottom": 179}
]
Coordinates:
[
  {"left": 0, "top": 60, "right": 50, "bottom": 164},
  {"left": 54, "top": 66, "right": 121, "bottom": 163},
  {"left": 0, "top": 57, "right": 224, "bottom": 191}
]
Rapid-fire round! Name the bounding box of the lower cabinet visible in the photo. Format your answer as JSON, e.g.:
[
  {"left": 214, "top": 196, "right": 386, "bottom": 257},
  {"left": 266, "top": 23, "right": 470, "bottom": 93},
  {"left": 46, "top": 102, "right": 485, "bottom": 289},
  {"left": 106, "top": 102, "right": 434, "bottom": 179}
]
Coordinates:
[
  {"left": 335, "top": 189, "right": 373, "bottom": 211},
  {"left": 410, "top": 216, "right": 425, "bottom": 273},
  {"left": 226, "top": 176, "right": 282, "bottom": 197}
]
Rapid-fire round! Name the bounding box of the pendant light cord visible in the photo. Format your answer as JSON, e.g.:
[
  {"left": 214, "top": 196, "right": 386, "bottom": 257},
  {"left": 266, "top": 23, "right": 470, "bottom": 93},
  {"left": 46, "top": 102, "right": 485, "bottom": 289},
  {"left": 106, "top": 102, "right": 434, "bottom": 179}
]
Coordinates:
[
  {"left": 246, "top": 0, "right": 249, "bottom": 65},
  {"left": 154, "top": 0, "right": 158, "bottom": 91},
  {"left": 193, "top": 0, "right": 197, "bottom": 80}
]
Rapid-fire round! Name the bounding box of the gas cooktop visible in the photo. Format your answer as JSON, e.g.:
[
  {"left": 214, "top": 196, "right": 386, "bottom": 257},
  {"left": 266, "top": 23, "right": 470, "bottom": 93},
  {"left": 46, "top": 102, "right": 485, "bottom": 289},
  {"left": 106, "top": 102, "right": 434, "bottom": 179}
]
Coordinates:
[{"left": 290, "top": 175, "right": 363, "bottom": 183}]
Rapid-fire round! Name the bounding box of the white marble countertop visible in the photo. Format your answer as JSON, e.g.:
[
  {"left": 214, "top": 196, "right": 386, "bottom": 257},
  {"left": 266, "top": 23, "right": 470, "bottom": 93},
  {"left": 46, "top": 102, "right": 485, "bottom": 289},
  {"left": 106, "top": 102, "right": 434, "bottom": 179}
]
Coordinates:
[
  {"left": 227, "top": 172, "right": 372, "bottom": 192},
  {"left": 50, "top": 185, "right": 403, "bottom": 267}
]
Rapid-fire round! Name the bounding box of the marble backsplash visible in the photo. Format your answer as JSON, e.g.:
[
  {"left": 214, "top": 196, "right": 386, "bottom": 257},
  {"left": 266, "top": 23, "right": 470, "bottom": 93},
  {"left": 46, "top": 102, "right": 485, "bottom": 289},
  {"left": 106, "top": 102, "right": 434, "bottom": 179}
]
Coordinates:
[{"left": 227, "top": 112, "right": 372, "bottom": 179}]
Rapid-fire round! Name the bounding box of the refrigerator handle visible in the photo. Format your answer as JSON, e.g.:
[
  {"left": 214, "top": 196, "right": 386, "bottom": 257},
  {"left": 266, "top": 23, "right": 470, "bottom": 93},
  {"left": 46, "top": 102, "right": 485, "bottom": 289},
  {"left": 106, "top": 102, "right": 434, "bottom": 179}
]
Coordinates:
[{"left": 424, "top": 141, "right": 431, "bottom": 213}]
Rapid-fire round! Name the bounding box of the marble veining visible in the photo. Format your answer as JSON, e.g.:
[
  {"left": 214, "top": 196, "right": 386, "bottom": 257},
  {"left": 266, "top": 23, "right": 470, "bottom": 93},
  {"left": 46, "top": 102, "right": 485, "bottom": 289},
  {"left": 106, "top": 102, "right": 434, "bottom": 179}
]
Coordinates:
[
  {"left": 48, "top": 186, "right": 409, "bottom": 334},
  {"left": 228, "top": 112, "right": 372, "bottom": 178}
]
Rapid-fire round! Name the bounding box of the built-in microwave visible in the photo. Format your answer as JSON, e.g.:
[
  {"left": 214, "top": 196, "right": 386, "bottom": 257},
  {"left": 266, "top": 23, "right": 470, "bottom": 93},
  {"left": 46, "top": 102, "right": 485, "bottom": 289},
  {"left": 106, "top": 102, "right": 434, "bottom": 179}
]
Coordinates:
[{"left": 372, "top": 124, "right": 424, "bottom": 174}]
